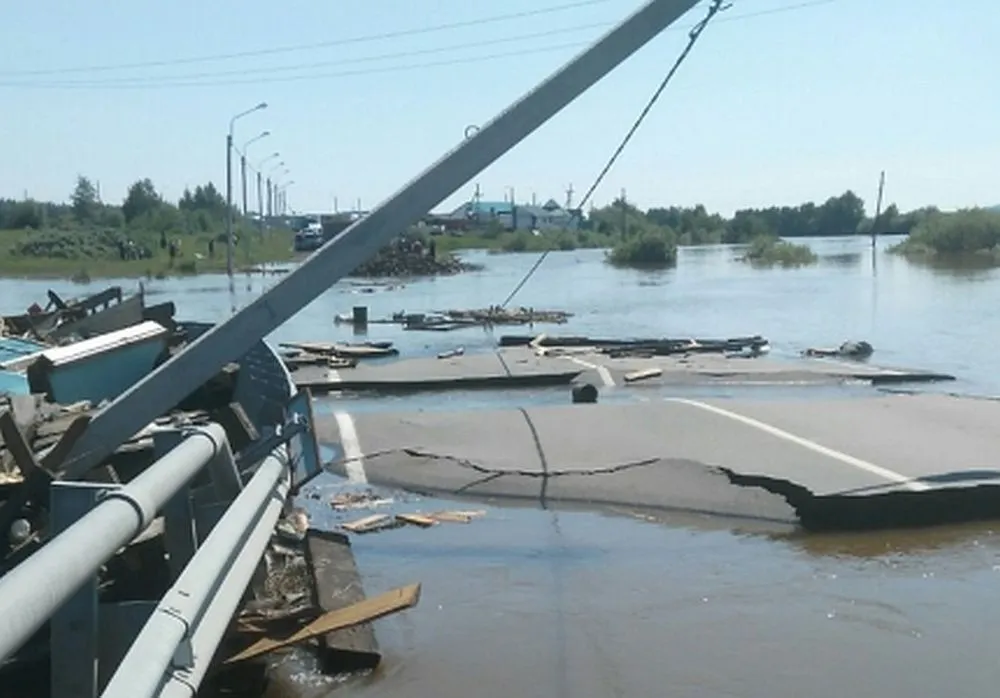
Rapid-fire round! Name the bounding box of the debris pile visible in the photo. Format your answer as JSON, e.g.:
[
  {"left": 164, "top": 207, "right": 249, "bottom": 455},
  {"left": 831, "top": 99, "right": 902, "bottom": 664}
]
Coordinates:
[
  {"left": 501, "top": 333, "right": 770, "bottom": 357},
  {"left": 335, "top": 306, "right": 573, "bottom": 332},
  {"left": 278, "top": 341, "right": 398, "bottom": 372},
  {"left": 348, "top": 238, "right": 481, "bottom": 278}
]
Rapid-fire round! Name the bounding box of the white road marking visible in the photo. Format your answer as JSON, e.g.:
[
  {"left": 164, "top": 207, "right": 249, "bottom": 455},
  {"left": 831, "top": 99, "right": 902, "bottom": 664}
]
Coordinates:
[
  {"left": 667, "top": 398, "right": 929, "bottom": 491},
  {"left": 333, "top": 411, "right": 367, "bottom": 483},
  {"left": 568, "top": 357, "right": 615, "bottom": 387}
]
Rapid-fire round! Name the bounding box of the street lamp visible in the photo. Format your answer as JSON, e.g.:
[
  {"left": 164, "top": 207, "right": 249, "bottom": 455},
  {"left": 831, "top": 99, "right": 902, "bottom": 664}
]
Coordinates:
[
  {"left": 275, "top": 180, "right": 295, "bottom": 216},
  {"left": 241, "top": 131, "right": 269, "bottom": 217},
  {"left": 225, "top": 101, "right": 267, "bottom": 279},
  {"left": 254, "top": 152, "right": 279, "bottom": 233},
  {"left": 266, "top": 162, "right": 285, "bottom": 219}
]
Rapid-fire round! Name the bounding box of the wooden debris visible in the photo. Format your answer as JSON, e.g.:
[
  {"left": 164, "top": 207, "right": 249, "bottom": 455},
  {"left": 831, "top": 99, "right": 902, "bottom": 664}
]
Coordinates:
[
  {"left": 623, "top": 367, "right": 663, "bottom": 383},
  {"left": 429, "top": 510, "right": 487, "bottom": 524},
  {"left": 395, "top": 513, "right": 437, "bottom": 528},
  {"left": 211, "top": 402, "right": 260, "bottom": 454},
  {"left": 330, "top": 490, "right": 393, "bottom": 511},
  {"left": 226, "top": 583, "right": 421, "bottom": 664},
  {"left": 341, "top": 514, "right": 395, "bottom": 533}
]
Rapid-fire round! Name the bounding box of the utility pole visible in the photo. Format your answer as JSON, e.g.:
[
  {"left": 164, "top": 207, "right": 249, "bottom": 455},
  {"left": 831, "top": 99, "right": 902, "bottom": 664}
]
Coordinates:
[
  {"left": 565, "top": 183, "right": 574, "bottom": 209},
  {"left": 266, "top": 179, "right": 272, "bottom": 218},
  {"left": 872, "top": 170, "right": 885, "bottom": 250},
  {"left": 57, "top": 0, "right": 704, "bottom": 479},
  {"left": 620, "top": 188, "right": 628, "bottom": 237},
  {"left": 256, "top": 171, "right": 264, "bottom": 239},
  {"left": 240, "top": 154, "right": 249, "bottom": 216},
  {"left": 226, "top": 102, "right": 267, "bottom": 282}
]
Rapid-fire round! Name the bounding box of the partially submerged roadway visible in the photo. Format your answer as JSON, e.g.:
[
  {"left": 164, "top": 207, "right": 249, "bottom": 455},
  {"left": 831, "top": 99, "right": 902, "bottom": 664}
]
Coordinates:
[
  {"left": 315, "top": 393, "right": 1000, "bottom": 531},
  {"left": 293, "top": 348, "right": 954, "bottom": 393}
]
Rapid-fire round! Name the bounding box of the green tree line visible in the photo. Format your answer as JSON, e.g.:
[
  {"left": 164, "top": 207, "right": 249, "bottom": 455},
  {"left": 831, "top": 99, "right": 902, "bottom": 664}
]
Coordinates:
[{"left": 0, "top": 176, "right": 293, "bottom": 278}]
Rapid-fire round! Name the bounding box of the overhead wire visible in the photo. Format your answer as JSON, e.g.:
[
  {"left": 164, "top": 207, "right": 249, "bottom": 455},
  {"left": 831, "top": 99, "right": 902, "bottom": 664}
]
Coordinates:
[
  {"left": 498, "top": 0, "right": 730, "bottom": 309},
  {"left": 0, "top": 0, "right": 839, "bottom": 89},
  {"left": 0, "top": 0, "right": 612, "bottom": 76}
]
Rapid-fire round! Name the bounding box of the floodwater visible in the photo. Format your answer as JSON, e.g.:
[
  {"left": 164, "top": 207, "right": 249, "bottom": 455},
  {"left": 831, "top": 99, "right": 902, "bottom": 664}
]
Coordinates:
[{"left": 6, "top": 236, "right": 1000, "bottom": 697}]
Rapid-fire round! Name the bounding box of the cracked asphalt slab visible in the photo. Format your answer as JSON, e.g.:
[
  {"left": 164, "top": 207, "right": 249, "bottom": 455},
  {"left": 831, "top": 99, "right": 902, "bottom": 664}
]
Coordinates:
[
  {"left": 292, "top": 347, "right": 955, "bottom": 392},
  {"left": 314, "top": 393, "right": 1000, "bottom": 531}
]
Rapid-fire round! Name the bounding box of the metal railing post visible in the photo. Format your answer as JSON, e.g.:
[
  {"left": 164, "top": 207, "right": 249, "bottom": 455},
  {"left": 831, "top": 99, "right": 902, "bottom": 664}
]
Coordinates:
[
  {"left": 0, "top": 423, "right": 230, "bottom": 663},
  {"left": 50, "top": 482, "right": 112, "bottom": 698},
  {"left": 101, "top": 452, "right": 289, "bottom": 698}
]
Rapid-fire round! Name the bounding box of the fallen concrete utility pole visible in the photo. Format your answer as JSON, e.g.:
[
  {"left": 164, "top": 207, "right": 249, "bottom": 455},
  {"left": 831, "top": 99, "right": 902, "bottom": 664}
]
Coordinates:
[{"left": 58, "top": 0, "right": 702, "bottom": 479}]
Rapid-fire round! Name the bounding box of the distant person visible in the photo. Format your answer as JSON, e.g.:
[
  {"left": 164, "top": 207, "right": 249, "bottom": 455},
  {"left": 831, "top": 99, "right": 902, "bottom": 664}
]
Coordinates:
[
  {"left": 168, "top": 240, "right": 177, "bottom": 266},
  {"left": 208, "top": 239, "right": 215, "bottom": 258}
]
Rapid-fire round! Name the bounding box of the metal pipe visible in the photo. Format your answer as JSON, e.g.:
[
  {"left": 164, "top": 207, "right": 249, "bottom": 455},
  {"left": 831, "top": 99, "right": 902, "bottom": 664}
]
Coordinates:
[
  {"left": 0, "top": 424, "right": 229, "bottom": 663},
  {"left": 155, "top": 455, "right": 289, "bottom": 698},
  {"left": 101, "top": 453, "right": 287, "bottom": 698},
  {"left": 59, "top": 0, "right": 701, "bottom": 479}
]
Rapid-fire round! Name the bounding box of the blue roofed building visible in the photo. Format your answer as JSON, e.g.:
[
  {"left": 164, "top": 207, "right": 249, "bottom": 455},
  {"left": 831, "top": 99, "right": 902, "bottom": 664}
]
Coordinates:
[{"left": 447, "top": 197, "right": 579, "bottom": 232}]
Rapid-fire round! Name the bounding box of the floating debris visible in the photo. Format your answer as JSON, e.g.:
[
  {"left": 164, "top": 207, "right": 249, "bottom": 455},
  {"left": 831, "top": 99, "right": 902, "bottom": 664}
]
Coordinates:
[
  {"left": 341, "top": 513, "right": 398, "bottom": 534},
  {"left": 330, "top": 489, "right": 395, "bottom": 511},
  {"left": 803, "top": 340, "right": 874, "bottom": 360},
  {"left": 337, "top": 307, "right": 573, "bottom": 332}
]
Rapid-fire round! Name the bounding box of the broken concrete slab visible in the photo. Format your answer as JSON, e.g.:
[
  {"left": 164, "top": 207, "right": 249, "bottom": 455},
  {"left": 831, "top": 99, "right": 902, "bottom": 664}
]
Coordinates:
[
  {"left": 315, "top": 394, "right": 1000, "bottom": 531},
  {"left": 294, "top": 347, "right": 953, "bottom": 394}
]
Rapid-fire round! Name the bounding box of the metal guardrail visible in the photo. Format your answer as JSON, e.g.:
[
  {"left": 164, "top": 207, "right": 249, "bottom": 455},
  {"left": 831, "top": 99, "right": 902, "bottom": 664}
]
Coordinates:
[
  {"left": 0, "top": 422, "right": 232, "bottom": 665},
  {"left": 0, "top": 396, "right": 321, "bottom": 698},
  {"left": 101, "top": 450, "right": 290, "bottom": 698}
]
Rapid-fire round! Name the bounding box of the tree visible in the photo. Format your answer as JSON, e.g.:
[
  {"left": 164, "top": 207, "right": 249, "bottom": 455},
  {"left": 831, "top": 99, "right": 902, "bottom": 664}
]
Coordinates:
[
  {"left": 122, "top": 178, "right": 162, "bottom": 223},
  {"left": 70, "top": 176, "right": 99, "bottom": 223}
]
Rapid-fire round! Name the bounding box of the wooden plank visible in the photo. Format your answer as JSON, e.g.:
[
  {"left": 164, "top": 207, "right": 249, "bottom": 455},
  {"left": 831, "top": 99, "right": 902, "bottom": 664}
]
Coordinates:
[
  {"left": 302, "top": 529, "right": 380, "bottom": 672},
  {"left": 623, "top": 367, "right": 663, "bottom": 383},
  {"left": 0, "top": 410, "right": 43, "bottom": 478},
  {"left": 395, "top": 513, "right": 436, "bottom": 528},
  {"left": 211, "top": 402, "right": 260, "bottom": 454},
  {"left": 429, "top": 510, "right": 487, "bottom": 523},
  {"left": 341, "top": 513, "right": 395, "bottom": 533},
  {"left": 226, "top": 583, "right": 421, "bottom": 665}
]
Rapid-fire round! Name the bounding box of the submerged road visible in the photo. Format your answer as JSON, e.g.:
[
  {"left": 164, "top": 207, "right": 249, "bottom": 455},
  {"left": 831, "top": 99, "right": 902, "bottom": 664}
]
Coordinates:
[
  {"left": 292, "top": 348, "right": 955, "bottom": 393},
  {"left": 315, "top": 393, "right": 1000, "bottom": 530}
]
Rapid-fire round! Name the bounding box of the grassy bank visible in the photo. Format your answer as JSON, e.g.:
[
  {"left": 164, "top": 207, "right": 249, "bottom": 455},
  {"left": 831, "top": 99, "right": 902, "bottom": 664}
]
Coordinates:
[
  {"left": 888, "top": 208, "right": 1000, "bottom": 263},
  {"left": 0, "top": 227, "right": 297, "bottom": 281},
  {"left": 740, "top": 235, "right": 817, "bottom": 268}
]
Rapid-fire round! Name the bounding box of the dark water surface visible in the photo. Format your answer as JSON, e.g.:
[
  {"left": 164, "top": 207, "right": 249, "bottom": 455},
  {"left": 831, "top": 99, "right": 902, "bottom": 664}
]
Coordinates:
[{"left": 5, "top": 236, "right": 1000, "bottom": 697}]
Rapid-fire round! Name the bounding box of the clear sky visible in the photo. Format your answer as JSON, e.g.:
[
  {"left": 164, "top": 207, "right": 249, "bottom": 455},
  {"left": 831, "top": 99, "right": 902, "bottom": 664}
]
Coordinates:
[{"left": 2, "top": 0, "right": 997, "bottom": 216}]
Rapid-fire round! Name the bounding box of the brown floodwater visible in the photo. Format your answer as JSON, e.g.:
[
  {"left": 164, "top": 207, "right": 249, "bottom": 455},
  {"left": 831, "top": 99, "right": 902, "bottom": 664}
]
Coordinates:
[{"left": 270, "top": 484, "right": 1000, "bottom": 698}]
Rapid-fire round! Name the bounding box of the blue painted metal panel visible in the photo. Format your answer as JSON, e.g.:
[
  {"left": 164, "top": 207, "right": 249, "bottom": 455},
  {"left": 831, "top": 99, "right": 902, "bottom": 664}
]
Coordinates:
[
  {"left": 286, "top": 390, "right": 321, "bottom": 488},
  {"left": 0, "top": 370, "right": 29, "bottom": 396},
  {"left": 47, "top": 340, "right": 166, "bottom": 405},
  {"left": 0, "top": 337, "right": 46, "bottom": 364}
]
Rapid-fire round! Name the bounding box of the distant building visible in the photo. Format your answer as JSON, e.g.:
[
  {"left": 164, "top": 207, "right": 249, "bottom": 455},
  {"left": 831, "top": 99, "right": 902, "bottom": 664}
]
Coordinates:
[{"left": 444, "top": 197, "right": 579, "bottom": 232}]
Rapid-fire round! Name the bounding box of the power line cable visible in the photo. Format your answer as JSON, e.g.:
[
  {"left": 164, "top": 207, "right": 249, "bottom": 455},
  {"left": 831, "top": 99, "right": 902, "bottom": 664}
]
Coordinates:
[
  {"left": 0, "top": 0, "right": 612, "bottom": 76},
  {"left": 498, "top": 0, "right": 730, "bottom": 309},
  {"left": 0, "top": 23, "right": 611, "bottom": 87},
  {"left": 0, "top": 0, "right": 838, "bottom": 89}
]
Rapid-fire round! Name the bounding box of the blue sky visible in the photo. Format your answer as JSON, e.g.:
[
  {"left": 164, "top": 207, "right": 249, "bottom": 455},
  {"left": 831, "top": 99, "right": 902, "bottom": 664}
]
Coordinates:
[{"left": 2, "top": 0, "right": 997, "bottom": 216}]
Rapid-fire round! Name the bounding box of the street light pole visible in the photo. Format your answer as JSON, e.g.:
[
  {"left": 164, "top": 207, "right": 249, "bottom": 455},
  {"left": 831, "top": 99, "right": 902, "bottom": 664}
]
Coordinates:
[
  {"left": 241, "top": 131, "right": 269, "bottom": 217},
  {"left": 225, "top": 102, "right": 267, "bottom": 280},
  {"left": 266, "top": 162, "right": 286, "bottom": 221}
]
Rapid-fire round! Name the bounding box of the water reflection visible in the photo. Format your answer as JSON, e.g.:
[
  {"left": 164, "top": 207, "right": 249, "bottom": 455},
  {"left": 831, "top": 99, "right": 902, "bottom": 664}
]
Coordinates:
[
  {"left": 780, "top": 521, "right": 1000, "bottom": 559},
  {"left": 822, "top": 252, "right": 863, "bottom": 267}
]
